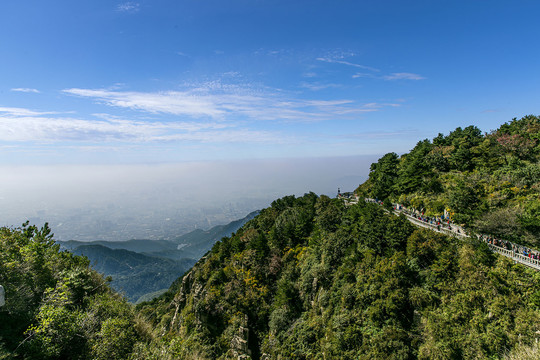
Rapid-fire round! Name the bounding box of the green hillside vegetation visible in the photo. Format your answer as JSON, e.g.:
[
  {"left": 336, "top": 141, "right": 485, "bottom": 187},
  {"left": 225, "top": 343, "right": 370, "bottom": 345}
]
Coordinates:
[
  {"left": 136, "top": 192, "right": 540, "bottom": 359},
  {"left": 132, "top": 116, "right": 540, "bottom": 359},
  {"left": 0, "top": 222, "right": 155, "bottom": 359},
  {"left": 357, "top": 115, "right": 540, "bottom": 247}
]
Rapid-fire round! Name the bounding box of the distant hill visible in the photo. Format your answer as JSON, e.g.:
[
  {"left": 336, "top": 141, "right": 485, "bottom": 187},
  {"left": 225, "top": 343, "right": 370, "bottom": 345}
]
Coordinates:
[
  {"left": 58, "top": 211, "right": 258, "bottom": 259},
  {"left": 58, "top": 211, "right": 259, "bottom": 302},
  {"left": 59, "top": 238, "right": 177, "bottom": 253},
  {"left": 166, "top": 210, "right": 260, "bottom": 259},
  {"left": 71, "top": 244, "right": 195, "bottom": 303}
]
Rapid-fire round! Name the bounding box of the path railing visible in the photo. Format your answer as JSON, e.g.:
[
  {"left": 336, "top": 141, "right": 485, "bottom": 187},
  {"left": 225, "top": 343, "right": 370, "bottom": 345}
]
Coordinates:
[{"left": 486, "top": 244, "right": 540, "bottom": 270}]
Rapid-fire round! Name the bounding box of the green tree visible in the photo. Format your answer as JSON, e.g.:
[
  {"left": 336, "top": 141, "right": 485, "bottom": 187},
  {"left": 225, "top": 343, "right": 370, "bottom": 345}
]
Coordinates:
[
  {"left": 394, "top": 139, "right": 434, "bottom": 194},
  {"left": 91, "top": 318, "right": 137, "bottom": 360},
  {"left": 368, "top": 152, "right": 399, "bottom": 201}
]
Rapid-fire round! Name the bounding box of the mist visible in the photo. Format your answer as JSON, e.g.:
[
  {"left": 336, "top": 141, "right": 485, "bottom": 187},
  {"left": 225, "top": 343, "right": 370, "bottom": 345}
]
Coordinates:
[{"left": 0, "top": 155, "right": 378, "bottom": 241}]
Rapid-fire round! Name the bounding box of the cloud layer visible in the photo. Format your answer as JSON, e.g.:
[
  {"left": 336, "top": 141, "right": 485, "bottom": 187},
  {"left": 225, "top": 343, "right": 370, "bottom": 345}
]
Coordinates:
[
  {"left": 0, "top": 75, "right": 407, "bottom": 146},
  {"left": 0, "top": 106, "right": 280, "bottom": 143},
  {"left": 63, "top": 83, "right": 398, "bottom": 123}
]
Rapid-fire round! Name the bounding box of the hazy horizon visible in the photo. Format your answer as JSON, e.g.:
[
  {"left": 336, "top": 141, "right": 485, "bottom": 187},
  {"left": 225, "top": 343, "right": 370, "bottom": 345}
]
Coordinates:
[{"left": 0, "top": 155, "right": 377, "bottom": 241}]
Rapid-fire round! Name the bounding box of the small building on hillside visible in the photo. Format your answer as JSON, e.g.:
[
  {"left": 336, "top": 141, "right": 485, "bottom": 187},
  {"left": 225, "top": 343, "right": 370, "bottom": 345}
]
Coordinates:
[
  {"left": 337, "top": 189, "right": 359, "bottom": 204},
  {"left": 337, "top": 188, "right": 355, "bottom": 199}
]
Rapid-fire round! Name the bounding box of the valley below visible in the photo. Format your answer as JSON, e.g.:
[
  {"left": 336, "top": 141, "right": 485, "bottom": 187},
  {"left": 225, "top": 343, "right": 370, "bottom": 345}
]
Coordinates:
[{"left": 57, "top": 211, "right": 258, "bottom": 302}]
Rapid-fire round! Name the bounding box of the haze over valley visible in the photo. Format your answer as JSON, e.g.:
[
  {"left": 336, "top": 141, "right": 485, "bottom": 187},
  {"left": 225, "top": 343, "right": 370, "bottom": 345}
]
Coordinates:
[{"left": 0, "top": 156, "right": 374, "bottom": 241}]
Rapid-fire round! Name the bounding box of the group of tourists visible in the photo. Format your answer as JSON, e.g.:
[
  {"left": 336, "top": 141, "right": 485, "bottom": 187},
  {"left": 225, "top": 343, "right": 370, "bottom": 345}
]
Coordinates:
[
  {"left": 520, "top": 247, "right": 539, "bottom": 260},
  {"left": 480, "top": 234, "right": 512, "bottom": 250},
  {"left": 365, "top": 198, "right": 384, "bottom": 206},
  {"left": 480, "top": 234, "right": 540, "bottom": 260},
  {"left": 391, "top": 203, "right": 461, "bottom": 233}
]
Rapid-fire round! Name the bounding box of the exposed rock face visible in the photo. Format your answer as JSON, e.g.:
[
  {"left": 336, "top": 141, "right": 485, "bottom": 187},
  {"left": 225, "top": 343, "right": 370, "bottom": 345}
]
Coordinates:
[
  {"left": 230, "top": 314, "right": 251, "bottom": 359},
  {"left": 169, "top": 269, "right": 194, "bottom": 330},
  {"left": 170, "top": 257, "right": 209, "bottom": 330}
]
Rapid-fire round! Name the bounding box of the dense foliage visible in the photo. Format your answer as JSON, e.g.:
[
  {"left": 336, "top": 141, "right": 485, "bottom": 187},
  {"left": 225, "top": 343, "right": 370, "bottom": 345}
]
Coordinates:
[
  {"left": 0, "top": 223, "right": 152, "bottom": 359},
  {"left": 137, "top": 193, "right": 540, "bottom": 359},
  {"left": 357, "top": 115, "right": 540, "bottom": 247}
]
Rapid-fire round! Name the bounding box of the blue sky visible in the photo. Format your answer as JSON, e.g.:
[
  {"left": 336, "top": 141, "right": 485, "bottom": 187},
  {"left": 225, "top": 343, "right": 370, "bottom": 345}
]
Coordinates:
[{"left": 1, "top": 0, "right": 539, "bottom": 165}]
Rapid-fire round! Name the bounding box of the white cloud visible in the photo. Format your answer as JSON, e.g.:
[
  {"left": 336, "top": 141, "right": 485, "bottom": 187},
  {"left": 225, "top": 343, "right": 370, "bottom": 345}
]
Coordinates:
[
  {"left": 383, "top": 72, "right": 425, "bottom": 80},
  {"left": 63, "top": 88, "right": 225, "bottom": 118},
  {"left": 316, "top": 57, "right": 379, "bottom": 72},
  {"left": 0, "top": 82, "right": 403, "bottom": 146},
  {"left": 117, "top": 2, "right": 140, "bottom": 12},
  {"left": 299, "top": 82, "right": 341, "bottom": 91},
  {"left": 352, "top": 73, "right": 376, "bottom": 79},
  {"left": 316, "top": 55, "right": 425, "bottom": 82},
  {"left": 0, "top": 106, "right": 58, "bottom": 117},
  {"left": 11, "top": 88, "right": 40, "bottom": 93}
]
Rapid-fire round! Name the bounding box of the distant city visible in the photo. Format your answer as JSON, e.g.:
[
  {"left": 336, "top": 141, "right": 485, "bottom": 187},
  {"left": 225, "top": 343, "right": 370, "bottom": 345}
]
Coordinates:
[
  {"left": 0, "top": 158, "right": 371, "bottom": 242},
  {"left": 4, "top": 197, "right": 269, "bottom": 241}
]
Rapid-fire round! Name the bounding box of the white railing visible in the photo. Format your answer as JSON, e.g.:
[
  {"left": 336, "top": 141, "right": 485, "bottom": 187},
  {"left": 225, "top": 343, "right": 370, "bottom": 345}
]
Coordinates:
[{"left": 487, "top": 244, "right": 540, "bottom": 270}]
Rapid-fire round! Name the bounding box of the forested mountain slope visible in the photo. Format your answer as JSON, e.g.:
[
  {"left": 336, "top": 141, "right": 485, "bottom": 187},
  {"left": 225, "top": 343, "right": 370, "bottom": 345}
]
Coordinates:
[
  {"left": 137, "top": 194, "right": 540, "bottom": 359},
  {"left": 134, "top": 116, "right": 540, "bottom": 359}
]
